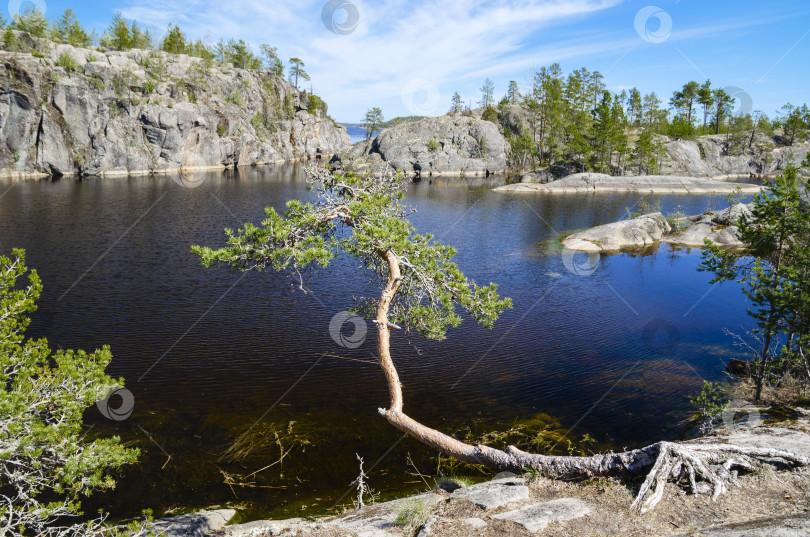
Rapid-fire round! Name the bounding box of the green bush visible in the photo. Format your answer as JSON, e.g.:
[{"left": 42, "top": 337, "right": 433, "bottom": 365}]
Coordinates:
[
  {"left": 56, "top": 52, "right": 79, "bottom": 73},
  {"left": 89, "top": 73, "right": 105, "bottom": 90},
  {"left": 0, "top": 249, "right": 139, "bottom": 536},
  {"left": 227, "top": 91, "right": 243, "bottom": 106},
  {"left": 482, "top": 105, "right": 498, "bottom": 123},
  {"left": 217, "top": 123, "right": 227, "bottom": 137},
  {"left": 690, "top": 381, "right": 729, "bottom": 427},
  {"left": 306, "top": 94, "right": 328, "bottom": 117},
  {"left": 427, "top": 138, "right": 441, "bottom": 152}
]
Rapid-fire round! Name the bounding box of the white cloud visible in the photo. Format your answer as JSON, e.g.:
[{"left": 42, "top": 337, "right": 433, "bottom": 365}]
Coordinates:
[{"left": 119, "top": 0, "right": 624, "bottom": 120}]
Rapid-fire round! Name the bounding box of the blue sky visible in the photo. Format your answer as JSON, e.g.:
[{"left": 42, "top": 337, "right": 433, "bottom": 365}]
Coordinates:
[{"left": 8, "top": 0, "right": 810, "bottom": 123}]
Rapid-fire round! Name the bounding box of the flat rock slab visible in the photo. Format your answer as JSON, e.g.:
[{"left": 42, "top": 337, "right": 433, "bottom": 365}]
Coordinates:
[
  {"left": 493, "top": 498, "right": 591, "bottom": 533},
  {"left": 151, "top": 509, "right": 235, "bottom": 537},
  {"left": 689, "top": 425, "right": 810, "bottom": 458},
  {"left": 672, "top": 514, "right": 810, "bottom": 537},
  {"left": 562, "top": 212, "right": 671, "bottom": 252},
  {"left": 331, "top": 492, "right": 441, "bottom": 537},
  {"left": 464, "top": 517, "right": 488, "bottom": 528},
  {"left": 452, "top": 477, "right": 529, "bottom": 510},
  {"left": 495, "top": 174, "right": 763, "bottom": 194}
]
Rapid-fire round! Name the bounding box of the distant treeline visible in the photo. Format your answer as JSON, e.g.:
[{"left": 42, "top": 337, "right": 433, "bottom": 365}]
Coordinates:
[
  {"left": 0, "top": 6, "right": 315, "bottom": 90},
  {"left": 458, "top": 66, "right": 809, "bottom": 173}
]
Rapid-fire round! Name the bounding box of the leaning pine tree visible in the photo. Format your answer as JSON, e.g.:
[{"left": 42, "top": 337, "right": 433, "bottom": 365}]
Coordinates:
[{"left": 193, "top": 167, "right": 809, "bottom": 513}]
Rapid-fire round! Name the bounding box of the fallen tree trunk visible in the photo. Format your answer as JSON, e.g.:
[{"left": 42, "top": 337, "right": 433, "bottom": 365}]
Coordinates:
[{"left": 374, "top": 249, "right": 810, "bottom": 513}]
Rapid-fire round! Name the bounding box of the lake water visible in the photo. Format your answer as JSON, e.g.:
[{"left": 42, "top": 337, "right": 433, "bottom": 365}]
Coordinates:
[
  {"left": 0, "top": 165, "right": 753, "bottom": 521},
  {"left": 346, "top": 125, "right": 380, "bottom": 144}
]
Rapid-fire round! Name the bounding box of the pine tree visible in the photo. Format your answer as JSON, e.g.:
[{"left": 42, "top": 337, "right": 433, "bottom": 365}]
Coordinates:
[
  {"left": 362, "top": 107, "right": 384, "bottom": 140},
  {"left": 0, "top": 250, "right": 140, "bottom": 537},
  {"left": 130, "top": 23, "right": 152, "bottom": 50},
  {"left": 162, "top": 23, "right": 187, "bottom": 54},
  {"left": 670, "top": 81, "right": 700, "bottom": 125},
  {"left": 10, "top": 5, "right": 48, "bottom": 38},
  {"left": 479, "top": 78, "right": 495, "bottom": 107},
  {"left": 701, "top": 166, "right": 810, "bottom": 400},
  {"left": 627, "top": 88, "right": 643, "bottom": 126},
  {"left": 506, "top": 80, "right": 520, "bottom": 104},
  {"left": 51, "top": 8, "right": 92, "bottom": 47},
  {"left": 642, "top": 92, "right": 663, "bottom": 131},
  {"left": 288, "top": 57, "right": 310, "bottom": 89},
  {"left": 697, "top": 80, "right": 714, "bottom": 131},
  {"left": 591, "top": 91, "right": 614, "bottom": 172},
  {"left": 780, "top": 103, "right": 808, "bottom": 145},
  {"left": 449, "top": 92, "right": 464, "bottom": 115},
  {"left": 260, "top": 44, "right": 284, "bottom": 77},
  {"left": 712, "top": 88, "right": 735, "bottom": 135},
  {"left": 104, "top": 12, "right": 132, "bottom": 50},
  {"left": 632, "top": 130, "right": 659, "bottom": 174}
]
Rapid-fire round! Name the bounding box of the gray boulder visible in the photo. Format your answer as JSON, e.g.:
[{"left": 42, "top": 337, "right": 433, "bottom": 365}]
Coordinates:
[
  {"left": 365, "top": 115, "right": 509, "bottom": 177},
  {"left": 493, "top": 498, "right": 591, "bottom": 533},
  {"left": 665, "top": 203, "right": 752, "bottom": 249},
  {"left": 562, "top": 213, "right": 672, "bottom": 252},
  {"left": 150, "top": 509, "right": 235, "bottom": 537},
  {"left": 451, "top": 476, "right": 530, "bottom": 510}
]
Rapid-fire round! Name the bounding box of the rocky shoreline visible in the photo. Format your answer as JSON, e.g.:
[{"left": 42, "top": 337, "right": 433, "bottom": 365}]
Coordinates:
[
  {"left": 0, "top": 34, "right": 349, "bottom": 179},
  {"left": 495, "top": 173, "right": 764, "bottom": 194},
  {"left": 151, "top": 408, "right": 810, "bottom": 537},
  {"left": 561, "top": 203, "right": 753, "bottom": 253}
]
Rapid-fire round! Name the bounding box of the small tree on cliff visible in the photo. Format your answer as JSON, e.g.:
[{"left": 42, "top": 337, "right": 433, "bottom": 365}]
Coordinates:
[
  {"left": 288, "top": 57, "right": 310, "bottom": 89},
  {"left": 194, "top": 167, "right": 809, "bottom": 513},
  {"left": 362, "top": 107, "right": 384, "bottom": 140}
]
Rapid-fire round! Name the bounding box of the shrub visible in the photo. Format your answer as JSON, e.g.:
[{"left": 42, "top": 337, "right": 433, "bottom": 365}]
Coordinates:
[
  {"left": 226, "top": 91, "right": 243, "bottom": 106},
  {"left": 689, "top": 381, "right": 729, "bottom": 434},
  {"left": 482, "top": 105, "right": 498, "bottom": 123},
  {"left": 56, "top": 52, "right": 79, "bottom": 73},
  {"left": 89, "top": 73, "right": 105, "bottom": 90},
  {"left": 0, "top": 249, "right": 139, "bottom": 536},
  {"left": 393, "top": 498, "right": 432, "bottom": 528},
  {"left": 427, "top": 138, "right": 441, "bottom": 153},
  {"left": 306, "top": 93, "right": 328, "bottom": 117},
  {"left": 217, "top": 123, "right": 227, "bottom": 137}
]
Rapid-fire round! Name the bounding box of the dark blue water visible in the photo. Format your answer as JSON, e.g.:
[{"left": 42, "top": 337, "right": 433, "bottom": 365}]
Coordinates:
[
  {"left": 0, "top": 166, "right": 752, "bottom": 520},
  {"left": 346, "top": 125, "right": 379, "bottom": 144}
]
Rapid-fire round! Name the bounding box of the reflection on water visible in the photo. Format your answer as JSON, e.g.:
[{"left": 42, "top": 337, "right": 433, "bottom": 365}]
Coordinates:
[{"left": 0, "top": 164, "right": 753, "bottom": 520}]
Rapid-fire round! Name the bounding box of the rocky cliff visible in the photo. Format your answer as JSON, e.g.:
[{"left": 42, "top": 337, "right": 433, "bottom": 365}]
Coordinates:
[
  {"left": 660, "top": 135, "right": 810, "bottom": 178},
  {"left": 333, "top": 115, "right": 510, "bottom": 177},
  {"left": 0, "top": 34, "right": 350, "bottom": 178}
]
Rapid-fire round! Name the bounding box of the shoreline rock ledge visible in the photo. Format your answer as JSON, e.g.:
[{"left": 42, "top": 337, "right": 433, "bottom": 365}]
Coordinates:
[
  {"left": 332, "top": 115, "right": 509, "bottom": 177},
  {"left": 562, "top": 203, "right": 754, "bottom": 253},
  {"left": 495, "top": 173, "right": 764, "bottom": 194},
  {"left": 562, "top": 212, "right": 671, "bottom": 253}
]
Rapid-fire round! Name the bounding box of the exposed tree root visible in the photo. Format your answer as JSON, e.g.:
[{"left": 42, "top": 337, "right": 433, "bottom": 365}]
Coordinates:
[
  {"left": 629, "top": 441, "right": 809, "bottom": 513},
  {"left": 382, "top": 409, "right": 809, "bottom": 513}
]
